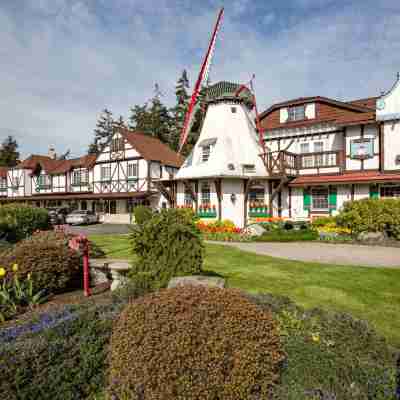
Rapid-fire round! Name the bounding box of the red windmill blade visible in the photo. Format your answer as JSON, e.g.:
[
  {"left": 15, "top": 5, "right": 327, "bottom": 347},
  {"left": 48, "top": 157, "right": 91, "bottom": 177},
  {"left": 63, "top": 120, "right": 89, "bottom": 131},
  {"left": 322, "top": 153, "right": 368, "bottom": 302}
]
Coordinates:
[{"left": 178, "top": 8, "right": 224, "bottom": 154}]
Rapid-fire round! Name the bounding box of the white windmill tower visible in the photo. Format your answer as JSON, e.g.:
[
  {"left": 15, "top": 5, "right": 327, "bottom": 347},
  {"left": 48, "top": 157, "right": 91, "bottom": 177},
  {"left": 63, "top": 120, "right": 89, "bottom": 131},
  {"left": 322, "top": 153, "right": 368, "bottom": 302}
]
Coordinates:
[{"left": 175, "top": 10, "right": 268, "bottom": 228}]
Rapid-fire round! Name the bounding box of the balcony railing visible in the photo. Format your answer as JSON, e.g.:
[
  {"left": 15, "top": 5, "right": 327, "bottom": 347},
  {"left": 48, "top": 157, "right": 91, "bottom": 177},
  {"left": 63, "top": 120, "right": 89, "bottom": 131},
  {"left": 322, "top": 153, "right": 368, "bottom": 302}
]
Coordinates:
[
  {"left": 265, "top": 150, "right": 298, "bottom": 176},
  {"left": 298, "top": 151, "right": 340, "bottom": 169}
]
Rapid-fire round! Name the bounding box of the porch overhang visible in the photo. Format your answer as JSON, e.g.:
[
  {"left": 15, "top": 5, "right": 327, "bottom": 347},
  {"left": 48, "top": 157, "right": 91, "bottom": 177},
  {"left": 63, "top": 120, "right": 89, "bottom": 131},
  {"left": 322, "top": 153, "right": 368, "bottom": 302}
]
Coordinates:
[{"left": 289, "top": 171, "right": 400, "bottom": 187}]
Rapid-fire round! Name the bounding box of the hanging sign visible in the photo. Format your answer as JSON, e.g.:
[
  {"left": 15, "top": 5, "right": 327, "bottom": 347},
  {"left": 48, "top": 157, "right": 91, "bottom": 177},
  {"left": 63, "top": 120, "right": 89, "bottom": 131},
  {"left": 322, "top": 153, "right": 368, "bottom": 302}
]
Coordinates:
[{"left": 350, "top": 138, "right": 374, "bottom": 160}]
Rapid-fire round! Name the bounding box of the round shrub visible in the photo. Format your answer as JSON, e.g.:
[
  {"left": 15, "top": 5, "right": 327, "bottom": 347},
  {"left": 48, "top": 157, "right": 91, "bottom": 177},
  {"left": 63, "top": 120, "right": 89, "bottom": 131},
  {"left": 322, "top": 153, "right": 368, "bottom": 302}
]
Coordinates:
[
  {"left": 130, "top": 208, "right": 204, "bottom": 288},
  {"left": 1, "top": 230, "right": 81, "bottom": 294},
  {"left": 0, "top": 204, "right": 50, "bottom": 242},
  {"left": 108, "top": 286, "right": 284, "bottom": 399}
]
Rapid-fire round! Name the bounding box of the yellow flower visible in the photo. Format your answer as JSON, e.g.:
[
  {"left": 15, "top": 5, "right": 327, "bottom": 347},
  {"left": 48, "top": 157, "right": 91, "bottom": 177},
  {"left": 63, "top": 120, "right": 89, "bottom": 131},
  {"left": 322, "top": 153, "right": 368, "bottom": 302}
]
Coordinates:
[
  {"left": 311, "top": 333, "right": 320, "bottom": 343},
  {"left": 12, "top": 263, "right": 18, "bottom": 273},
  {"left": 0, "top": 267, "right": 6, "bottom": 278}
]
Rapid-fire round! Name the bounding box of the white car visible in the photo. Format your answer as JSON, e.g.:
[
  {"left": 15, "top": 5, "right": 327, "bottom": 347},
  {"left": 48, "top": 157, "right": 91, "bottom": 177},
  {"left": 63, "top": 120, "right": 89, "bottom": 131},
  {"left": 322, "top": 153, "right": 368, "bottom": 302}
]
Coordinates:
[{"left": 65, "top": 210, "right": 98, "bottom": 225}]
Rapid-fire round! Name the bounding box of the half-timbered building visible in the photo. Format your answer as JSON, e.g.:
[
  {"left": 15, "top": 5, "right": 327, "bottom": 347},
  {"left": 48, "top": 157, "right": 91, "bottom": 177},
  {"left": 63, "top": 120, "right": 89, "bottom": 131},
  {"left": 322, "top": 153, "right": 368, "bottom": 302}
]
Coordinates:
[
  {"left": 0, "top": 129, "right": 183, "bottom": 223},
  {"left": 175, "top": 75, "right": 400, "bottom": 227}
]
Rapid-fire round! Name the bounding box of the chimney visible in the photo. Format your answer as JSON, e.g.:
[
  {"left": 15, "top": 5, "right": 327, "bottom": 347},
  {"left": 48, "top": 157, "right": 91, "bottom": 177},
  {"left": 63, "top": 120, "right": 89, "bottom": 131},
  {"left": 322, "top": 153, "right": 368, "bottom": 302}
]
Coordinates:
[{"left": 48, "top": 147, "right": 57, "bottom": 160}]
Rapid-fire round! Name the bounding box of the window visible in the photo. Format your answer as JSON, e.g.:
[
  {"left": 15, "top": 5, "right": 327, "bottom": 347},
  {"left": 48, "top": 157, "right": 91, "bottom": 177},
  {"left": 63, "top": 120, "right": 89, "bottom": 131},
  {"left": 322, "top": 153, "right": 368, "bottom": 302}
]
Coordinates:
[
  {"left": 243, "top": 164, "right": 256, "bottom": 173},
  {"left": 231, "top": 107, "right": 237, "bottom": 113},
  {"left": 300, "top": 143, "right": 310, "bottom": 153},
  {"left": 127, "top": 163, "right": 137, "bottom": 178},
  {"left": 312, "top": 187, "right": 329, "bottom": 210},
  {"left": 38, "top": 175, "right": 51, "bottom": 187},
  {"left": 314, "top": 141, "right": 323, "bottom": 153},
  {"left": 184, "top": 188, "right": 193, "bottom": 206},
  {"left": 72, "top": 169, "right": 88, "bottom": 186},
  {"left": 0, "top": 178, "right": 6, "bottom": 191},
  {"left": 288, "top": 105, "right": 305, "bottom": 122},
  {"left": 201, "top": 183, "right": 211, "bottom": 205},
  {"left": 202, "top": 145, "right": 211, "bottom": 162},
  {"left": 111, "top": 137, "right": 124, "bottom": 152},
  {"left": 101, "top": 165, "right": 111, "bottom": 181},
  {"left": 249, "top": 187, "right": 265, "bottom": 204},
  {"left": 12, "top": 177, "right": 18, "bottom": 188},
  {"left": 300, "top": 143, "right": 313, "bottom": 168},
  {"left": 381, "top": 186, "right": 400, "bottom": 198},
  {"left": 313, "top": 142, "right": 324, "bottom": 166}
]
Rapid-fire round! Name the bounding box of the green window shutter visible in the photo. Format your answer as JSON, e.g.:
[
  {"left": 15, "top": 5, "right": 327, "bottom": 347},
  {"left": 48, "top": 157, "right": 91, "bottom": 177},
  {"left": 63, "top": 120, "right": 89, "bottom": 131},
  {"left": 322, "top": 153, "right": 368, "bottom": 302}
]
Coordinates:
[
  {"left": 303, "top": 188, "right": 311, "bottom": 210},
  {"left": 369, "top": 185, "right": 379, "bottom": 199},
  {"left": 329, "top": 186, "right": 337, "bottom": 210}
]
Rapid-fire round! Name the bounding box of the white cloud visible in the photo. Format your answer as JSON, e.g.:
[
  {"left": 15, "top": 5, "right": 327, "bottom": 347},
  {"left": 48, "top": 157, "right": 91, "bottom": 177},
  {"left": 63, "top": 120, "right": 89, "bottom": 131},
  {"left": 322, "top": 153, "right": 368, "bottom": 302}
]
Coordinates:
[{"left": 0, "top": 0, "right": 399, "bottom": 157}]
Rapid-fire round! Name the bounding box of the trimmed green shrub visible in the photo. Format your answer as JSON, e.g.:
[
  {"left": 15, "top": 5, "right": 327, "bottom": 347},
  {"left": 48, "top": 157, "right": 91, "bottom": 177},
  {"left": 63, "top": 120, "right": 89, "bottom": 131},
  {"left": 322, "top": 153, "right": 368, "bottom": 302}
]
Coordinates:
[
  {"left": 0, "top": 204, "right": 50, "bottom": 242},
  {"left": 132, "top": 205, "right": 153, "bottom": 225},
  {"left": 0, "top": 304, "right": 118, "bottom": 400},
  {"left": 1, "top": 230, "right": 81, "bottom": 294},
  {"left": 311, "top": 215, "right": 337, "bottom": 228},
  {"left": 108, "top": 286, "right": 285, "bottom": 399},
  {"left": 254, "top": 228, "right": 319, "bottom": 242},
  {"left": 250, "top": 293, "right": 398, "bottom": 400},
  {"left": 337, "top": 198, "right": 400, "bottom": 239},
  {"left": 130, "top": 208, "right": 204, "bottom": 288}
]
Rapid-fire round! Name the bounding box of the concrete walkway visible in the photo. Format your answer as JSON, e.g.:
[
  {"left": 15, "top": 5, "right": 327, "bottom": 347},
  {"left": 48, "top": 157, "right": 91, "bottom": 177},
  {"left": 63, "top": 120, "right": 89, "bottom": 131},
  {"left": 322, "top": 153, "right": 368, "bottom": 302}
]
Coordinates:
[{"left": 211, "top": 241, "right": 400, "bottom": 268}]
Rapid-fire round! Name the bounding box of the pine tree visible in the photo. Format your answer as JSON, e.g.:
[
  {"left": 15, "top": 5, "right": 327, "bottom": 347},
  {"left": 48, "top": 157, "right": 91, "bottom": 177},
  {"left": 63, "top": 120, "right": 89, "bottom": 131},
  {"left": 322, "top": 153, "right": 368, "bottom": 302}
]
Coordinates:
[
  {"left": 0, "top": 135, "right": 19, "bottom": 167},
  {"left": 170, "top": 70, "right": 190, "bottom": 151},
  {"left": 88, "top": 109, "right": 115, "bottom": 154}
]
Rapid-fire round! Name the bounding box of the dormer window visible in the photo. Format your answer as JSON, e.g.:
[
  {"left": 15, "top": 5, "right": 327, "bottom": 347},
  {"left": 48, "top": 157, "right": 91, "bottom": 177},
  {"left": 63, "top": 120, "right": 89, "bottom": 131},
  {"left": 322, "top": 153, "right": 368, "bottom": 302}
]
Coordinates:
[
  {"left": 111, "top": 137, "right": 124, "bottom": 152},
  {"left": 199, "top": 138, "right": 217, "bottom": 163},
  {"left": 288, "top": 105, "right": 305, "bottom": 122}
]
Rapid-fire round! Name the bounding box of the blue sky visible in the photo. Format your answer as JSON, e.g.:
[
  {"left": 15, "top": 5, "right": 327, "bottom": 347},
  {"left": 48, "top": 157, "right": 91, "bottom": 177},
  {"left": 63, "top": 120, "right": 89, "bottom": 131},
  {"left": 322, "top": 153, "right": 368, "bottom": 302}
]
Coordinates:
[{"left": 1, "top": 0, "right": 400, "bottom": 157}]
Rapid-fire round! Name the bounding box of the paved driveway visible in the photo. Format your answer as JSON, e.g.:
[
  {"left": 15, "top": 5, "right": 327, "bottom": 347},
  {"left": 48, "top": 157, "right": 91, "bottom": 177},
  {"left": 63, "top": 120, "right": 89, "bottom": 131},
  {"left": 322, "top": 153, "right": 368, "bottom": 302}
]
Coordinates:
[
  {"left": 213, "top": 241, "right": 400, "bottom": 268},
  {"left": 65, "top": 223, "right": 132, "bottom": 236}
]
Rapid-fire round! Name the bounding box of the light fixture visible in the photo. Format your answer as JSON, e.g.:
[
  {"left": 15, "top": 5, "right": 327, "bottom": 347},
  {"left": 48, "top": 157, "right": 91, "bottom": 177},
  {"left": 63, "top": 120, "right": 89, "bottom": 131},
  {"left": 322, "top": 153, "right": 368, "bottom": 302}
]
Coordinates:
[{"left": 230, "top": 193, "right": 236, "bottom": 203}]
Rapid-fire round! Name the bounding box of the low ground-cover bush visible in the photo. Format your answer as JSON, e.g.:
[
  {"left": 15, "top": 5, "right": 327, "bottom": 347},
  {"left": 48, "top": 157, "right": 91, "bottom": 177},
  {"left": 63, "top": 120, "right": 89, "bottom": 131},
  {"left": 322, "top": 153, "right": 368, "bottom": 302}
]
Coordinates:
[
  {"left": 0, "top": 303, "right": 119, "bottom": 400},
  {"left": 130, "top": 208, "right": 204, "bottom": 288},
  {"left": 337, "top": 198, "right": 400, "bottom": 239},
  {"left": 0, "top": 204, "right": 50, "bottom": 243},
  {"left": 254, "top": 228, "right": 319, "bottom": 242},
  {"left": 108, "top": 286, "right": 285, "bottom": 399},
  {"left": 1, "top": 230, "right": 81, "bottom": 294},
  {"left": 250, "top": 293, "right": 399, "bottom": 400}
]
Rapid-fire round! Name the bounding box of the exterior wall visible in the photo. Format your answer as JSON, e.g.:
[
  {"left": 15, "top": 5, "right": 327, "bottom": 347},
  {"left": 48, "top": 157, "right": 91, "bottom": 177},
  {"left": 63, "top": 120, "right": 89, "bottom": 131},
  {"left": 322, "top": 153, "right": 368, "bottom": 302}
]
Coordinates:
[
  {"left": 31, "top": 172, "right": 67, "bottom": 195},
  {"left": 383, "top": 120, "right": 400, "bottom": 171},
  {"left": 7, "top": 168, "right": 30, "bottom": 198}
]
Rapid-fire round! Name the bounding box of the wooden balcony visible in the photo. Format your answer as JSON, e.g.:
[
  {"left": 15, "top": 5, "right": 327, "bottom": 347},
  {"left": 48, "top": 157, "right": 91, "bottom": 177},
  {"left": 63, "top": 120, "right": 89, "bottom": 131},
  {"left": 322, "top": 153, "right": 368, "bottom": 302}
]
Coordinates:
[{"left": 264, "top": 150, "right": 342, "bottom": 177}]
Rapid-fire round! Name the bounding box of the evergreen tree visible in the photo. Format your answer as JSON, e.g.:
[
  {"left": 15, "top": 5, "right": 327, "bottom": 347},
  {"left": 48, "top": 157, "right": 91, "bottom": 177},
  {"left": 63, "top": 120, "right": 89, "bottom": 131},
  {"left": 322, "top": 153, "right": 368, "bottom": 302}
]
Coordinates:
[
  {"left": 0, "top": 135, "right": 19, "bottom": 167},
  {"left": 88, "top": 109, "right": 115, "bottom": 154},
  {"left": 170, "top": 70, "right": 190, "bottom": 151}
]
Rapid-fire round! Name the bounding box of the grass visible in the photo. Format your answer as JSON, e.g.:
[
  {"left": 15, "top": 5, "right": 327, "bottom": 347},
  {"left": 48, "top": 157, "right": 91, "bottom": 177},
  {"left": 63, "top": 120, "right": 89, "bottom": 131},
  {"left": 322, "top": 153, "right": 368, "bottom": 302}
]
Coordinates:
[{"left": 89, "top": 234, "right": 400, "bottom": 346}]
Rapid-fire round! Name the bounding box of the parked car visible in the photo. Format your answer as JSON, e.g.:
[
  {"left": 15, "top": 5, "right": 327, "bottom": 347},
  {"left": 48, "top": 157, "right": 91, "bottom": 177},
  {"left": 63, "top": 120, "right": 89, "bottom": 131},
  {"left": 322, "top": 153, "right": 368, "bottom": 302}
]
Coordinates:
[
  {"left": 47, "top": 207, "right": 70, "bottom": 225},
  {"left": 65, "top": 210, "right": 98, "bottom": 225}
]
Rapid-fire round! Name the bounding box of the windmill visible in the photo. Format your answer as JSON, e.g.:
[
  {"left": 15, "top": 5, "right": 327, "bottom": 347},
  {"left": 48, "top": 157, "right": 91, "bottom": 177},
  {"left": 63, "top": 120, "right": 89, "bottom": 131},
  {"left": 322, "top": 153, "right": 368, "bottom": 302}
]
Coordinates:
[{"left": 178, "top": 8, "right": 225, "bottom": 153}]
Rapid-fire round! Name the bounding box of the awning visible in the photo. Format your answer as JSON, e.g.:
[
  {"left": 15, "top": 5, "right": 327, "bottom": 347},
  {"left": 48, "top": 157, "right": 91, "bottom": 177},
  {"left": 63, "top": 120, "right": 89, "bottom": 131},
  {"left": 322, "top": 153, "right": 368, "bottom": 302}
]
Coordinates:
[{"left": 289, "top": 171, "right": 400, "bottom": 187}]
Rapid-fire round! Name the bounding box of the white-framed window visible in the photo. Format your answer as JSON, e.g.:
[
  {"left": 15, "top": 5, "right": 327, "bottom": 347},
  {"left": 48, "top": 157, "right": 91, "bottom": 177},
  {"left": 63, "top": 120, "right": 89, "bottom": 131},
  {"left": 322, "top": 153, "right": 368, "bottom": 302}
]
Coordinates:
[
  {"left": 127, "top": 163, "right": 138, "bottom": 178},
  {"left": 288, "top": 105, "right": 305, "bottom": 122},
  {"left": 300, "top": 143, "right": 310, "bottom": 153},
  {"left": 101, "top": 165, "right": 111, "bottom": 181},
  {"left": 314, "top": 141, "right": 324, "bottom": 153},
  {"left": 381, "top": 185, "right": 400, "bottom": 198},
  {"left": 201, "top": 182, "right": 211, "bottom": 205},
  {"left": 313, "top": 142, "right": 324, "bottom": 166},
  {"left": 111, "top": 137, "right": 124, "bottom": 152},
  {"left": 0, "top": 178, "right": 7, "bottom": 191},
  {"left": 312, "top": 187, "right": 329, "bottom": 210},
  {"left": 38, "top": 174, "right": 51, "bottom": 187},
  {"left": 249, "top": 187, "right": 265, "bottom": 204},
  {"left": 72, "top": 169, "right": 88, "bottom": 186},
  {"left": 300, "top": 143, "right": 313, "bottom": 168},
  {"left": 202, "top": 145, "right": 211, "bottom": 162},
  {"left": 184, "top": 188, "right": 193, "bottom": 206}
]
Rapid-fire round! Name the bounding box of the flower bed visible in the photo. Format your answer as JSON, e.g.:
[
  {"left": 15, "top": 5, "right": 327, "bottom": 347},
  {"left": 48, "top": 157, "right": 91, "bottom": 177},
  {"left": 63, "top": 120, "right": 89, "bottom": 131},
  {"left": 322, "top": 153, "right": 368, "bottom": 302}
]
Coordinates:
[
  {"left": 248, "top": 203, "right": 270, "bottom": 217},
  {"left": 196, "top": 220, "right": 251, "bottom": 241}
]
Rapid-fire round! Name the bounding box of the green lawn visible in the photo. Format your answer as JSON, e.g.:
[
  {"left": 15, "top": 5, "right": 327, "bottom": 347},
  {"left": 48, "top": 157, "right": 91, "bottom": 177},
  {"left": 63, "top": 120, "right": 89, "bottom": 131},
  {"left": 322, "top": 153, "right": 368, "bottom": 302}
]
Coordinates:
[{"left": 89, "top": 234, "right": 400, "bottom": 346}]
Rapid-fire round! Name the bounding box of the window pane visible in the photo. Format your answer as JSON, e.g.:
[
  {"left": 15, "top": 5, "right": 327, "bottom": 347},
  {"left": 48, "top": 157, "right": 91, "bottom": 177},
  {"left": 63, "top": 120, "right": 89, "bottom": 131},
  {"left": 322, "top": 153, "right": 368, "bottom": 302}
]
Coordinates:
[
  {"left": 381, "top": 186, "right": 400, "bottom": 198},
  {"left": 201, "top": 183, "right": 210, "bottom": 204},
  {"left": 300, "top": 143, "right": 310, "bottom": 153},
  {"left": 314, "top": 141, "right": 323, "bottom": 153},
  {"left": 249, "top": 188, "right": 264, "bottom": 203},
  {"left": 312, "top": 188, "right": 329, "bottom": 209},
  {"left": 202, "top": 145, "right": 211, "bottom": 162}
]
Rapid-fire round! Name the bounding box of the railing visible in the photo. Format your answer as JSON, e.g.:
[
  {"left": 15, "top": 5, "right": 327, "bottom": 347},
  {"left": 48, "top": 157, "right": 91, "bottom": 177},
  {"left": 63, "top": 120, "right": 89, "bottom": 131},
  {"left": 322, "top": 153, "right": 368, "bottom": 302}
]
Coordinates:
[
  {"left": 265, "top": 150, "right": 341, "bottom": 176},
  {"left": 298, "top": 151, "right": 340, "bottom": 169}
]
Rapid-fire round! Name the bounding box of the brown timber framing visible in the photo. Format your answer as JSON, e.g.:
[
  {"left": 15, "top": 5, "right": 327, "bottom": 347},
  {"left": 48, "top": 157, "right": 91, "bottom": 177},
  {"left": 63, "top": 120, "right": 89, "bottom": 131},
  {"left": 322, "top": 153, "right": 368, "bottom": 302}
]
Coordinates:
[
  {"left": 182, "top": 180, "right": 198, "bottom": 210},
  {"left": 214, "top": 179, "right": 222, "bottom": 221}
]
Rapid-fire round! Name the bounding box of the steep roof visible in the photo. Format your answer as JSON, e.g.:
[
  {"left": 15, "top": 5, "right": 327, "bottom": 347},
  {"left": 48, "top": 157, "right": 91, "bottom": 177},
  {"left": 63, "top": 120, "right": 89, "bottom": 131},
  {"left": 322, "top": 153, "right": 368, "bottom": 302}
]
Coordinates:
[
  {"left": 206, "top": 81, "right": 253, "bottom": 104},
  {"left": 120, "top": 128, "right": 184, "bottom": 168},
  {"left": 259, "top": 96, "right": 373, "bottom": 120},
  {"left": 346, "top": 97, "right": 378, "bottom": 110},
  {"left": 17, "top": 155, "right": 62, "bottom": 173},
  {"left": 50, "top": 154, "right": 97, "bottom": 174},
  {"left": 0, "top": 167, "right": 7, "bottom": 178}
]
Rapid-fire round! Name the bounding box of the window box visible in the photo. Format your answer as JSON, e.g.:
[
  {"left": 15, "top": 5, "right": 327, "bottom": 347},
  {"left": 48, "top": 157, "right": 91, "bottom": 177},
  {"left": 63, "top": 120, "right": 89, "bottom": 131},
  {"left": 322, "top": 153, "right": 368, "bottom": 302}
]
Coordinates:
[
  {"left": 198, "top": 205, "right": 217, "bottom": 218},
  {"left": 249, "top": 203, "right": 270, "bottom": 217}
]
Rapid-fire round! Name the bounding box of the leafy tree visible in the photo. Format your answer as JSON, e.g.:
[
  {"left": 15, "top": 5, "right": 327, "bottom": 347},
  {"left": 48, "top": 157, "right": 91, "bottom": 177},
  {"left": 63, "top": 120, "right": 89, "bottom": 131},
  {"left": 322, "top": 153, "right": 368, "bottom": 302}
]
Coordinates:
[
  {"left": 0, "top": 135, "right": 19, "bottom": 167},
  {"left": 88, "top": 109, "right": 115, "bottom": 154}
]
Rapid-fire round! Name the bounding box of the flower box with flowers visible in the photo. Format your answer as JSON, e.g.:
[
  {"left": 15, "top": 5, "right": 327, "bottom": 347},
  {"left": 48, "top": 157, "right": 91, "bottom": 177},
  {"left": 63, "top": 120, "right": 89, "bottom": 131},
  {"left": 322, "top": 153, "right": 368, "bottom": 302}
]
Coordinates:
[
  {"left": 249, "top": 203, "right": 270, "bottom": 217},
  {"left": 197, "top": 204, "right": 217, "bottom": 218}
]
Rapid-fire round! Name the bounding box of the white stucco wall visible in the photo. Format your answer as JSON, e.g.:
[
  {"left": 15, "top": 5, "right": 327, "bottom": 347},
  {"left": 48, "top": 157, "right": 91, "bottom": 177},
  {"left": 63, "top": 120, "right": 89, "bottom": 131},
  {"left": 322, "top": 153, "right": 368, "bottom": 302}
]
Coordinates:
[
  {"left": 221, "top": 179, "right": 245, "bottom": 227},
  {"left": 383, "top": 120, "right": 400, "bottom": 171}
]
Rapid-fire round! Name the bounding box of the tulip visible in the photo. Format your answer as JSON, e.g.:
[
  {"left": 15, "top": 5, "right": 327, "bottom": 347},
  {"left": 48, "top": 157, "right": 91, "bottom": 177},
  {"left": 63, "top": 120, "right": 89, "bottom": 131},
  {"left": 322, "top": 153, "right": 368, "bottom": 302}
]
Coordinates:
[{"left": 0, "top": 267, "right": 5, "bottom": 278}]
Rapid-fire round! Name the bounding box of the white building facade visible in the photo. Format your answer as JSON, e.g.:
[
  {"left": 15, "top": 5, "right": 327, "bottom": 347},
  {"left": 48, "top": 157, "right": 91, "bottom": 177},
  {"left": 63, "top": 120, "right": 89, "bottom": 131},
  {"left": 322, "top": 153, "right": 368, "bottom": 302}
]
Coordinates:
[{"left": 174, "top": 77, "right": 400, "bottom": 228}]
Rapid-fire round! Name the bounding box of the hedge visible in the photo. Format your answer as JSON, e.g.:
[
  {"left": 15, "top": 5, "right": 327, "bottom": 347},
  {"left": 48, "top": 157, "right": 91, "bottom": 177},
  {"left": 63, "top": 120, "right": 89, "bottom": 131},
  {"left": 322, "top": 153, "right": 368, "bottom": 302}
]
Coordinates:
[{"left": 0, "top": 204, "right": 50, "bottom": 242}]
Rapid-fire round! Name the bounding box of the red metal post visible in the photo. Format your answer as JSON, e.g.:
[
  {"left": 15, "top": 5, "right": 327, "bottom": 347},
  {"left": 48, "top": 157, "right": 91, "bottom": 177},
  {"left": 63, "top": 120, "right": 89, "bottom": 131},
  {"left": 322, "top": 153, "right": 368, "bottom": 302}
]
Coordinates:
[{"left": 82, "top": 239, "right": 91, "bottom": 297}]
